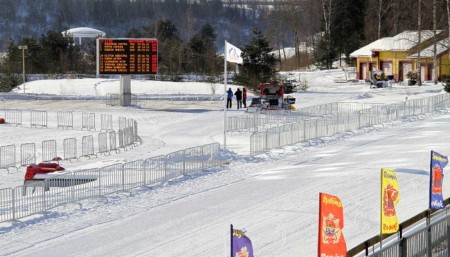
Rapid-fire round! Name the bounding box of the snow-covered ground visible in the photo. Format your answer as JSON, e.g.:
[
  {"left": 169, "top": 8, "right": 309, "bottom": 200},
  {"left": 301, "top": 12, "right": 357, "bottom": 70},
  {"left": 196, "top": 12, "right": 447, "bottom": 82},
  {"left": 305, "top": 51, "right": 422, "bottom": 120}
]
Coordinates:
[{"left": 1, "top": 69, "right": 449, "bottom": 256}]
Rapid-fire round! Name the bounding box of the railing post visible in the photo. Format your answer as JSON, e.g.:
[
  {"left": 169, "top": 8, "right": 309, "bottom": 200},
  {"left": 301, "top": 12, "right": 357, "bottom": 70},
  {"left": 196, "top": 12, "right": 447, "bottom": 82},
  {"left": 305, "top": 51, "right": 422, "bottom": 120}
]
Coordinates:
[
  {"left": 447, "top": 214, "right": 450, "bottom": 257},
  {"left": 122, "top": 164, "right": 125, "bottom": 191},
  {"left": 427, "top": 211, "right": 432, "bottom": 257},
  {"left": 12, "top": 189, "right": 16, "bottom": 220}
]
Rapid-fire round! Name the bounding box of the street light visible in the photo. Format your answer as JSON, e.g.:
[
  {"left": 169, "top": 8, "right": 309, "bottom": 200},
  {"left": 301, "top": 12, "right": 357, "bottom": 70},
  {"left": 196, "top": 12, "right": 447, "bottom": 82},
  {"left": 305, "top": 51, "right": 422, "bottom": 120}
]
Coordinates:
[{"left": 18, "top": 45, "right": 28, "bottom": 94}]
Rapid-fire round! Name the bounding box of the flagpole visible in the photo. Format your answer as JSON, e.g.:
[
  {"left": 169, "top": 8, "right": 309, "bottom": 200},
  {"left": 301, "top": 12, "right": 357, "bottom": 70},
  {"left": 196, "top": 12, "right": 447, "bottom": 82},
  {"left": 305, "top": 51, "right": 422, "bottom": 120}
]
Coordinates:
[
  {"left": 429, "top": 151, "right": 433, "bottom": 209},
  {"left": 230, "top": 224, "right": 233, "bottom": 257},
  {"left": 317, "top": 193, "right": 322, "bottom": 257},
  {"left": 380, "top": 168, "right": 383, "bottom": 249},
  {"left": 224, "top": 40, "right": 228, "bottom": 150}
]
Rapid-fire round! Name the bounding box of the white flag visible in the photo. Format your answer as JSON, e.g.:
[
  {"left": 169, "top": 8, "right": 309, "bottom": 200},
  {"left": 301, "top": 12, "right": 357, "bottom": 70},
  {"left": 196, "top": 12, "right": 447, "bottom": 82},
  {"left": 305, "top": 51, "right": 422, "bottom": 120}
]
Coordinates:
[{"left": 225, "top": 41, "right": 243, "bottom": 64}]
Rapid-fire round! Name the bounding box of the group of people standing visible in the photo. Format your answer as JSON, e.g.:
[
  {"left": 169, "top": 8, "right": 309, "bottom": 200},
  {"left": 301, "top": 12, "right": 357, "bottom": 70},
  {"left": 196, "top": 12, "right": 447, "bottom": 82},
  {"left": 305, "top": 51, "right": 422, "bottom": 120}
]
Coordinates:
[{"left": 227, "top": 87, "right": 247, "bottom": 109}]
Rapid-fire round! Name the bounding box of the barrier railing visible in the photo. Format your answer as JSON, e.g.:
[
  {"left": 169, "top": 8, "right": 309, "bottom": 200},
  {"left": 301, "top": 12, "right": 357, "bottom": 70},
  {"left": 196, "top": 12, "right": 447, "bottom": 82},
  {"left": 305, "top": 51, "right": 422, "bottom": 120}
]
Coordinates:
[
  {"left": 249, "top": 94, "right": 450, "bottom": 156},
  {"left": 20, "top": 143, "right": 35, "bottom": 167},
  {"left": 101, "top": 114, "right": 113, "bottom": 131},
  {"left": 42, "top": 140, "right": 57, "bottom": 162},
  {"left": 5, "top": 109, "right": 22, "bottom": 126},
  {"left": 0, "top": 145, "right": 16, "bottom": 172},
  {"left": 0, "top": 110, "right": 141, "bottom": 170},
  {"left": 30, "top": 110, "right": 47, "bottom": 128},
  {"left": 0, "top": 142, "right": 223, "bottom": 224},
  {"left": 98, "top": 132, "right": 109, "bottom": 155},
  {"left": 57, "top": 111, "right": 73, "bottom": 129},
  {"left": 63, "top": 138, "right": 77, "bottom": 161},
  {"left": 82, "top": 112, "right": 96, "bottom": 131},
  {"left": 81, "top": 135, "right": 95, "bottom": 158},
  {"left": 348, "top": 197, "right": 450, "bottom": 257}
]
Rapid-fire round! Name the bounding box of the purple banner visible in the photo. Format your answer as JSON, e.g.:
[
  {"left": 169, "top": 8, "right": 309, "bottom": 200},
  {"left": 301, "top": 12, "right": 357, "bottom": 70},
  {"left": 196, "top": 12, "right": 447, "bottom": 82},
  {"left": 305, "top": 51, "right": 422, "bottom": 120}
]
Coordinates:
[
  {"left": 429, "top": 151, "right": 448, "bottom": 209},
  {"left": 232, "top": 228, "right": 254, "bottom": 257}
]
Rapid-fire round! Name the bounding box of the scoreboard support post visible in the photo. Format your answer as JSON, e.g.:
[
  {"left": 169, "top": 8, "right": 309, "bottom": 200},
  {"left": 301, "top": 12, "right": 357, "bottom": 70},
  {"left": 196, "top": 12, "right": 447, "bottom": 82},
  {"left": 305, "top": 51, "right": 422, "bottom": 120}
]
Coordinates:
[
  {"left": 120, "top": 75, "right": 132, "bottom": 106},
  {"left": 97, "top": 38, "right": 158, "bottom": 107}
]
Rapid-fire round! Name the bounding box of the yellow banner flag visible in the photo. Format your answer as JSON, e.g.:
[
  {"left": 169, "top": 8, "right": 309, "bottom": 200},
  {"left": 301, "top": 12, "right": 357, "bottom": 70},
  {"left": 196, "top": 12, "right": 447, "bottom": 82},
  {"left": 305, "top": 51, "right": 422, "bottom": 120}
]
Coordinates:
[{"left": 381, "top": 168, "right": 400, "bottom": 234}]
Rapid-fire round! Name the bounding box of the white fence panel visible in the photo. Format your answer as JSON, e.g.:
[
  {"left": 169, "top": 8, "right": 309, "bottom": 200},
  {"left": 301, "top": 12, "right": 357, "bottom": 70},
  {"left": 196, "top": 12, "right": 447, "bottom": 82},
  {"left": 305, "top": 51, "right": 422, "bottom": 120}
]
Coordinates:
[{"left": 20, "top": 143, "right": 36, "bottom": 166}]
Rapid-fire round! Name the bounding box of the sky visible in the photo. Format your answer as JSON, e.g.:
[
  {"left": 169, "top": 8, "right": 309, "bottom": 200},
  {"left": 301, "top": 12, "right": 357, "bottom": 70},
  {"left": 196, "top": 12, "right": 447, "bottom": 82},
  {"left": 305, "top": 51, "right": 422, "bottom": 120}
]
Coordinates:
[{"left": 0, "top": 69, "right": 450, "bottom": 256}]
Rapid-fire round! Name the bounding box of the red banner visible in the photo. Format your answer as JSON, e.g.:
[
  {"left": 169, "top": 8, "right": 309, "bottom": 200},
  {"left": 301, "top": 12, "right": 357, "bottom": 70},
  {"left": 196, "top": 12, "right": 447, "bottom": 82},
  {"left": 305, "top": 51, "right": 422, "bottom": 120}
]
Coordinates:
[{"left": 318, "top": 192, "right": 347, "bottom": 257}]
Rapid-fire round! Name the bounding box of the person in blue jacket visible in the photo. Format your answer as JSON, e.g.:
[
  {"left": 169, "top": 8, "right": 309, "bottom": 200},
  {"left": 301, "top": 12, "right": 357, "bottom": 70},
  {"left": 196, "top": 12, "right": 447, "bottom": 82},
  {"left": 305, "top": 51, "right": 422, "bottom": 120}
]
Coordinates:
[{"left": 227, "top": 88, "right": 233, "bottom": 108}]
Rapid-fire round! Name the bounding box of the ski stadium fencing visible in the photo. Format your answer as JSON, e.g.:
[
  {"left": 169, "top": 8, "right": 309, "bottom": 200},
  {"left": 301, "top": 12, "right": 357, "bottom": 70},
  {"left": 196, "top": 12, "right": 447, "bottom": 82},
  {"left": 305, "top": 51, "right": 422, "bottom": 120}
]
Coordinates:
[
  {"left": 245, "top": 94, "right": 450, "bottom": 156},
  {"left": 0, "top": 142, "right": 222, "bottom": 223},
  {"left": 0, "top": 109, "right": 141, "bottom": 172},
  {"left": 347, "top": 197, "right": 450, "bottom": 257}
]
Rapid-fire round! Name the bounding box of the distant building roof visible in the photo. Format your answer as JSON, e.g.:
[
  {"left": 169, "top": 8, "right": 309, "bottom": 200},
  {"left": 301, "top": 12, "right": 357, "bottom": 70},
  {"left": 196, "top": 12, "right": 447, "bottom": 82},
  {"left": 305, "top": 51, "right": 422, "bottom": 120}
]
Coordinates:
[
  {"left": 62, "top": 27, "right": 106, "bottom": 38},
  {"left": 350, "top": 38, "right": 389, "bottom": 57},
  {"left": 408, "top": 37, "right": 450, "bottom": 58},
  {"left": 350, "top": 30, "right": 442, "bottom": 58}
]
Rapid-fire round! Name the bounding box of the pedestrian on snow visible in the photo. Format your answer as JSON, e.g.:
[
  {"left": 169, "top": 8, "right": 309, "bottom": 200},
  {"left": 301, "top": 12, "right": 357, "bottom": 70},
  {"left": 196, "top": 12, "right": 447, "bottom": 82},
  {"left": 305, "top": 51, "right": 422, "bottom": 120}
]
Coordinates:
[
  {"left": 226, "top": 88, "right": 233, "bottom": 109},
  {"left": 235, "top": 88, "right": 243, "bottom": 109},
  {"left": 242, "top": 88, "right": 247, "bottom": 108}
]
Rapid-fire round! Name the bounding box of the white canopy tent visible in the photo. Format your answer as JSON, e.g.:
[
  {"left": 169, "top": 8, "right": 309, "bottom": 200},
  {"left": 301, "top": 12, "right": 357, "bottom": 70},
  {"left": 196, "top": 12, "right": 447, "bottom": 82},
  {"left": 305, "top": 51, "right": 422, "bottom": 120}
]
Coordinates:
[{"left": 62, "top": 27, "right": 106, "bottom": 44}]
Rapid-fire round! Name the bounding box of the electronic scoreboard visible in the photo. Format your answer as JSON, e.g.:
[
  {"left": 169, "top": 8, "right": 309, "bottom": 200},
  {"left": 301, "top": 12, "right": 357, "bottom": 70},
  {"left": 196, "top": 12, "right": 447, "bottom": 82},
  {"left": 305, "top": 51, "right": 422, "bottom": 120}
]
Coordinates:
[{"left": 96, "top": 38, "right": 158, "bottom": 75}]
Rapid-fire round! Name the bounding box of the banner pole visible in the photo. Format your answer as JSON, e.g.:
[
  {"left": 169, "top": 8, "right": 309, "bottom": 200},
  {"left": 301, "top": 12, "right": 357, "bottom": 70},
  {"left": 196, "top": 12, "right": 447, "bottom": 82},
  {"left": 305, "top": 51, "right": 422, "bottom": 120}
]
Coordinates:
[
  {"left": 224, "top": 41, "right": 228, "bottom": 150},
  {"left": 230, "top": 224, "right": 233, "bottom": 257},
  {"left": 317, "top": 193, "right": 322, "bottom": 257},
  {"left": 380, "top": 168, "right": 383, "bottom": 249}
]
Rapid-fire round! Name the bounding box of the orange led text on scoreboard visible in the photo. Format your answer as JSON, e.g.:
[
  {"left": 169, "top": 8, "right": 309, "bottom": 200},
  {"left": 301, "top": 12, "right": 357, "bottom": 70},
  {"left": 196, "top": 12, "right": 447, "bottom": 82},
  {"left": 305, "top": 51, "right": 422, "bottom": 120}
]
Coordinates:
[{"left": 98, "top": 39, "right": 157, "bottom": 74}]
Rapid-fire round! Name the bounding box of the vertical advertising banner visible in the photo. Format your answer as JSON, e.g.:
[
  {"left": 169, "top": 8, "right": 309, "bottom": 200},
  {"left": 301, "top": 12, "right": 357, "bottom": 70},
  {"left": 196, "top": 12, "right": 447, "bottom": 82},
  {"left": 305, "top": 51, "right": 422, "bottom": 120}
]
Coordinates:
[
  {"left": 429, "top": 150, "right": 448, "bottom": 209},
  {"left": 318, "top": 192, "right": 346, "bottom": 257},
  {"left": 231, "top": 227, "right": 254, "bottom": 257},
  {"left": 381, "top": 168, "right": 400, "bottom": 234}
]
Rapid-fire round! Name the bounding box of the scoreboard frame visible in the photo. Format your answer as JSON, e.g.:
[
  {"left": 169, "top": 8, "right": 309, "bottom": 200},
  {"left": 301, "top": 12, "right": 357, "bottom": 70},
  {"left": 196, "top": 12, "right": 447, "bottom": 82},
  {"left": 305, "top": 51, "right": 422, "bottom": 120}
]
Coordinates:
[{"left": 96, "top": 38, "right": 158, "bottom": 75}]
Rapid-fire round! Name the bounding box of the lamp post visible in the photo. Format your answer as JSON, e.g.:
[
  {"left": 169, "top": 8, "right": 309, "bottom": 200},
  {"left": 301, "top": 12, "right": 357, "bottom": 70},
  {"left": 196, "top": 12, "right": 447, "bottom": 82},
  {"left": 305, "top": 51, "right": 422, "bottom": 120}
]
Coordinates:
[{"left": 18, "top": 45, "right": 28, "bottom": 94}]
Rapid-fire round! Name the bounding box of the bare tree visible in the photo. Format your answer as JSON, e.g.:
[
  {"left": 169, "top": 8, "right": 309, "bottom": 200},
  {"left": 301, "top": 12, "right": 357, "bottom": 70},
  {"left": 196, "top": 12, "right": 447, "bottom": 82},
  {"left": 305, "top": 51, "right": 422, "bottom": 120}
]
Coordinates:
[
  {"left": 418, "top": 0, "right": 422, "bottom": 86},
  {"left": 377, "top": 0, "right": 395, "bottom": 39},
  {"left": 433, "top": 0, "right": 437, "bottom": 84},
  {"left": 322, "top": 0, "right": 332, "bottom": 36}
]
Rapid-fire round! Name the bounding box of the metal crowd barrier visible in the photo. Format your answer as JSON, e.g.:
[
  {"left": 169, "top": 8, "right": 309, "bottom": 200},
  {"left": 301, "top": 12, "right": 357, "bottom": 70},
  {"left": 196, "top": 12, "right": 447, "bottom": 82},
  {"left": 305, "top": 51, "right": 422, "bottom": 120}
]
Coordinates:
[
  {"left": 20, "top": 143, "right": 36, "bottom": 166},
  {"left": 82, "top": 112, "right": 96, "bottom": 131},
  {"left": 42, "top": 140, "right": 57, "bottom": 162},
  {"left": 57, "top": 111, "right": 74, "bottom": 129},
  {"left": 249, "top": 94, "right": 450, "bottom": 156},
  {"left": 349, "top": 202, "right": 450, "bottom": 257},
  {"left": 63, "top": 138, "right": 77, "bottom": 161},
  {"left": 81, "top": 135, "right": 95, "bottom": 158},
  {"left": 5, "top": 109, "right": 22, "bottom": 126},
  {"left": 0, "top": 142, "right": 224, "bottom": 224},
  {"left": 30, "top": 110, "right": 48, "bottom": 128},
  {"left": 0, "top": 110, "right": 141, "bottom": 171},
  {"left": 101, "top": 114, "right": 113, "bottom": 131},
  {"left": 98, "top": 132, "right": 109, "bottom": 155},
  {"left": 0, "top": 145, "right": 16, "bottom": 172}
]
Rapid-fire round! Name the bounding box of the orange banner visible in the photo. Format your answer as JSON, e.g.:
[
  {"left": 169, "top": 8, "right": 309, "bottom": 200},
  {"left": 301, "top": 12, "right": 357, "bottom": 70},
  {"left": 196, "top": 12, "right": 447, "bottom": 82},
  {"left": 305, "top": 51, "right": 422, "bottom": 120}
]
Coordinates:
[
  {"left": 381, "top": 168, "right": 400, "bottom": 234},
  {"left": 318, "top": 192, "right": 346, "bottom": 257}
]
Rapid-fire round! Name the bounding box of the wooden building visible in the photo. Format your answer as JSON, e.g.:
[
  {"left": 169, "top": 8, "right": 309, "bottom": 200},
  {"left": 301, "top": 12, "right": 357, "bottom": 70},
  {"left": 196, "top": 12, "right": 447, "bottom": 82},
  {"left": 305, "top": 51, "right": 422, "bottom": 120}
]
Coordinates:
[{"left": 350, "top": 30, "right": 449, "bottom": 82}]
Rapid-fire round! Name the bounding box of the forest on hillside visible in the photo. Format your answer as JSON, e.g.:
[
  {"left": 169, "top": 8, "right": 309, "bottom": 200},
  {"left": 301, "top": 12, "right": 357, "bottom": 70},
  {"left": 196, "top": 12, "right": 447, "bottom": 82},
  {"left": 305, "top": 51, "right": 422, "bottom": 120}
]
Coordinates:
[
  {"left": 1, "top": 0, "right": 449, "bottom": 51},
  {"left": 1, "top": 0, "right": 450, "bottom": 91}
]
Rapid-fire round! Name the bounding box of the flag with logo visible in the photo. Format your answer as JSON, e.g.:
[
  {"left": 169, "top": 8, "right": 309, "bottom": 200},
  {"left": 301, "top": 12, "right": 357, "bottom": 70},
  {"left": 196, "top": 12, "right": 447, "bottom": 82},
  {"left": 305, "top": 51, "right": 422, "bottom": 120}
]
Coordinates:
[
  {"left": 381, "top": 168, "right": 400, "bottom": 234},
  {"left": 231, "top": 225, "right": 254, "bottom": 257},
  {"left": 318, "top": 192, "right": 346, "bottom": 257},
  {"left": 225, "top": 41, "right": 243, "bottom": 64},
  {"left": 429, "top": 150, "right": 448, "bottom": 209}
]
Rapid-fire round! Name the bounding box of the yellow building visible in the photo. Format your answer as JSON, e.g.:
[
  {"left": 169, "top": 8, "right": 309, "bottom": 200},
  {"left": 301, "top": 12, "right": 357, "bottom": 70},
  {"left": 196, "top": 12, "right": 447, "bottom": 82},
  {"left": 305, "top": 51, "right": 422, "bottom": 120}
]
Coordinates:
[{"left": 350, "top": 30, "right": 447, "bottom": 82}]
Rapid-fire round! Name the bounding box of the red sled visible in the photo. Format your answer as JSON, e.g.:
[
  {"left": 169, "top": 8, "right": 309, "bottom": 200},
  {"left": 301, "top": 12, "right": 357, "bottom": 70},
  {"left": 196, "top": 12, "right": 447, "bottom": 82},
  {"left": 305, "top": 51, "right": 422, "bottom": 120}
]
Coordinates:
[{"left": 24, "top": 163, "right": 97, "bottom": 193}]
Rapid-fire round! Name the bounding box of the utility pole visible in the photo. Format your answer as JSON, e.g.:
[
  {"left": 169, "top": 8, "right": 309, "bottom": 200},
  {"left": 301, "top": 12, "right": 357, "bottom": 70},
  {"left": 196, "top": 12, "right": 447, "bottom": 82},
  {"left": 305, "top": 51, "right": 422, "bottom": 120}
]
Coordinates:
[{"left": 18, "top": 45, "right": 28, "bottom": 94}]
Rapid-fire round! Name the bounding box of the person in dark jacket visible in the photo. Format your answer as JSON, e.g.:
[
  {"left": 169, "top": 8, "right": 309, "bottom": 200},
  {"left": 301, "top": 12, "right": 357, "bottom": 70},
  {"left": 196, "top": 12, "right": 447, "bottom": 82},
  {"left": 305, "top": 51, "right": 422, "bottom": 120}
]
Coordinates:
[
  {"left": 226, "top": 88, "right": 233, "bottom": 108},
  {"left": 235, "top": 88, "right": 242, "bottom": 109},
  {"left": 242, "top": 88, "right": 247, "bottom": 108}
]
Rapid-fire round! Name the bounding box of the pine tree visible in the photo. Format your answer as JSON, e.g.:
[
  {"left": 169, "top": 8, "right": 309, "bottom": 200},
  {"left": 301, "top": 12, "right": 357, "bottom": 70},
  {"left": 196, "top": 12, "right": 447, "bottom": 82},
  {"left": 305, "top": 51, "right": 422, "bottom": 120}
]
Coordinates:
[
  {"left": 330, "top": 0, "right": 365, "bottom": 64},
  {"left": 233, "top": 28, "right": 278, "bottom": 92}
]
